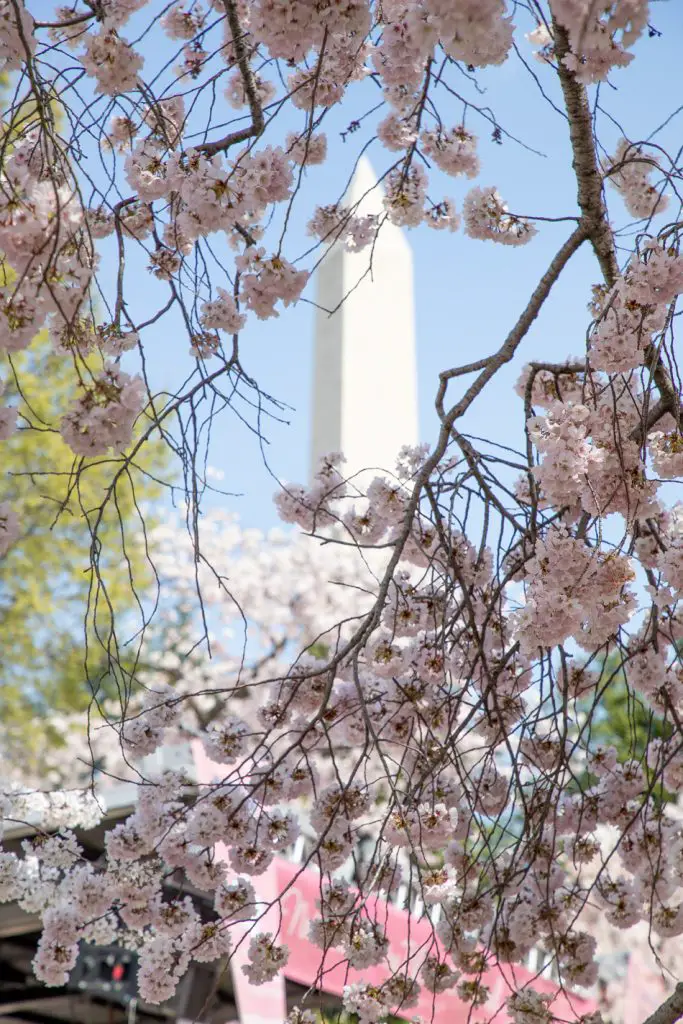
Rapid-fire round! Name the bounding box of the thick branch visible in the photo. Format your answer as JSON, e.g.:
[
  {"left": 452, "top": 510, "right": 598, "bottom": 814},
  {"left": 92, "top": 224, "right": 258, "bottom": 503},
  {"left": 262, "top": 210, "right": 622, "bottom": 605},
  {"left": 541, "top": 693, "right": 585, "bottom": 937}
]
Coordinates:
[
  {"left": 195, "top": 0, "right": 264, "bottom": 156},
  {"left": 34, "top": 11, "right": 95, "bottom": 29},
  {"left": 630, "top": 398, "right": 666, "bottom": 440},
  {"left": 643, "top": 983, "right": 683, "bottom": 1024},
  {"left": 552, "top": 19, "right": 618, "bottom": 286},
  {"left": 553, "top": 18, "right": 680, "bottom": 426}
]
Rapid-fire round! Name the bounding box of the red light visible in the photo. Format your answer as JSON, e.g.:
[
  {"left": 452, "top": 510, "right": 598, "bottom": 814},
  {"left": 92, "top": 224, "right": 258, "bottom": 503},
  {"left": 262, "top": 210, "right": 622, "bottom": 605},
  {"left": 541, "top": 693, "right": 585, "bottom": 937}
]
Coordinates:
[{"left": 112, "top": 964, "right": 125, "bottom": 982}]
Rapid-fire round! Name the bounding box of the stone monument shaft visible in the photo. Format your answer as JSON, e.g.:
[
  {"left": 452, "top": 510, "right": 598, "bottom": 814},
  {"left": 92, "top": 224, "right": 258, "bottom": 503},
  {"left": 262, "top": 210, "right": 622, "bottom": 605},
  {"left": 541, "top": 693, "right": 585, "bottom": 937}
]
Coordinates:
[{"left": 310, "top": 157, "right": 419, "bottom": 483}]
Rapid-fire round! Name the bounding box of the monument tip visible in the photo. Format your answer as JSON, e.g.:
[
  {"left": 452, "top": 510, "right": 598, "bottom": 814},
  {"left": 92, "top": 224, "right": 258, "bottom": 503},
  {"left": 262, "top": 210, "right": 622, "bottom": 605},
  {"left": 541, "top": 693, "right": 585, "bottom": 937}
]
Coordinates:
[{"left": 345, "top": 155, "right": 384, "bottom": 217}]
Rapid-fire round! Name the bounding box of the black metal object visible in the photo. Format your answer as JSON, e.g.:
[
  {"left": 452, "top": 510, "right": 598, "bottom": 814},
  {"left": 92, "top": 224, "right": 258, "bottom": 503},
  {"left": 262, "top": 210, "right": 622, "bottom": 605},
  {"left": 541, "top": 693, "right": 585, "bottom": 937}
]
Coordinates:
[
  {"left": 65, "top": 944, "right": 221, "bottom": 1020},
  {"left": 67, "top": 944, "right": 138, "bottom": 1005},
  {"left": 0, "top": 783, "right": 239, "bottom": 1023}
]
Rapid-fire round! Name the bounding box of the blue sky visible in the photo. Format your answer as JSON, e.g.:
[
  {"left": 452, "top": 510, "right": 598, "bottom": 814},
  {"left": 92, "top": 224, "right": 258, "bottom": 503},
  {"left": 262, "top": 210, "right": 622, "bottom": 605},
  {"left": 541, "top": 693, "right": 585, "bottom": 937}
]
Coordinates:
[{"left": 93, "top": 0, "right": 683, "bottom": 532}]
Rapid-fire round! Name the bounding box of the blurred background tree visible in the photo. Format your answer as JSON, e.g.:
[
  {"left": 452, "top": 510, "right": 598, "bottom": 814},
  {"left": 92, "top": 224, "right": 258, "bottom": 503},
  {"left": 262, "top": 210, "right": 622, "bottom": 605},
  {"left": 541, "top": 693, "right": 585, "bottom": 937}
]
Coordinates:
[
  {"left": 0, "top": 336, "right": 170, "bottom": 769},
  {"left": 587, "top": 651, "right": 671, "bottom": 758},
  {"left": 578, "top": 648, "right": 674, "bottom": 800},
  {"left": 0, "top": 75, "right": 172, "bottom": 777}
]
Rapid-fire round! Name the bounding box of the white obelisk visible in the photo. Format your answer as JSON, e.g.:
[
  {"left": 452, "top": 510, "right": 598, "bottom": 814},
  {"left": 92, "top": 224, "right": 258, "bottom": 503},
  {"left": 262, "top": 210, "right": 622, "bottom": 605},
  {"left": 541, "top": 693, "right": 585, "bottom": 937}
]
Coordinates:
[{"left": 310, "top": 157, "right": 419, "bottom": 482}]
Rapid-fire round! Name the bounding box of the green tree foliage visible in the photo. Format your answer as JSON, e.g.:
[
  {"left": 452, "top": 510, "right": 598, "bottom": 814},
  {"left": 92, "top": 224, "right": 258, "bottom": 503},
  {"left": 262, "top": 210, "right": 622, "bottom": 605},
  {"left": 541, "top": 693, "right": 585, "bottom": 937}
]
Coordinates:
[
  {"left": 0, "top": 334, "right": 168, "bottom": 772},
  {"left": 587, "top": 651, "right": 671, "bottom": 760},
  {"left": 578, "top": 650, "right": 674, "bottom": 802},
  {"left": 0, "top": 72, "right": 170, "bottom": 773}
]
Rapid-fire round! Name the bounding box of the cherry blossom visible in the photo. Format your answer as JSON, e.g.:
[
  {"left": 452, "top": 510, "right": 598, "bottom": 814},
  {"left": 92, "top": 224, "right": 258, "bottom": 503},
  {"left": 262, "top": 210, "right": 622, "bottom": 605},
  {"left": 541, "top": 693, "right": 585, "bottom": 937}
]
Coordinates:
[
  {"left": 550, "top": 0, "right": 649, "bottom": 82},
  {"left": 421, "top": 126, "right": 480, "bottom": 179},
  {"left": 1, "top": 3, "right": 683, "bottom": 1023},
  {"left": 463, "top": 186, "right": 536, "bottom": 245},
  {"left": 59, "top": 365, "right": 146, "bottom": 456},
  {"left": 241, "top": 932, "right": 289, "bottom": 984},
  {"left": 605, "top": 137, "right": 669, "bottom": 219},
  {"left": 0, "top": 0, "right": 34, "bottom": 71},
  {"left": 161, "top": 2, "right": 206, "bottom": 40},
  {"left": 80, "top": 27, "right": 144, "bottom": 96}
]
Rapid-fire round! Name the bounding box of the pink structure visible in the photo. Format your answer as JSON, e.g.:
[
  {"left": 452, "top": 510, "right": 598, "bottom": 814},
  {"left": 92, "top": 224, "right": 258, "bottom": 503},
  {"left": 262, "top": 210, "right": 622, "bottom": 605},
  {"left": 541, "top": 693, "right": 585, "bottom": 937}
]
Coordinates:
[
  {"left": 193, "top": 744, "right": 597, "bottom": 1024},
  {"left": 622, "top": 952, "right": 668, "bottom": 1024}
]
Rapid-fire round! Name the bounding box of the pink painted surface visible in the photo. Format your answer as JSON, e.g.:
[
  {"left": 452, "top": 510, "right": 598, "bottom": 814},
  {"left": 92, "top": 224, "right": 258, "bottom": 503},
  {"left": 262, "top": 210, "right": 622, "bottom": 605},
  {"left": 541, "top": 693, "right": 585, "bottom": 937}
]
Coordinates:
[
  {"left": 192, "top": 742, "right": 597, "bottom": 1023},
  {"left": 194, "top": 743, "right": 288, "bottom": 1024},
  {"left": 622, "top": 951, "right": 668, "bottom": 1024},
  {"left": 228, "top": 856, "right": 288, "bottom": 1024},
  {"left": 273, "top": 858, "right": 596, "bottom": 1023}
]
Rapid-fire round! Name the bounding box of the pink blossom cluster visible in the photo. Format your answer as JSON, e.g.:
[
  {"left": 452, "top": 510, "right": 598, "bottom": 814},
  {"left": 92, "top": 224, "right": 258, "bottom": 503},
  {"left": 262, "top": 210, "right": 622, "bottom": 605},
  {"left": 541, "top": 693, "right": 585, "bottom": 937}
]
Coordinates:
[
  {"left": 236, "top": 247, "right": 309, "bottom": 320},
  {"left": 142, "top": 95, "right": 187, "bottom": 147},
  {"left": 384, "top": 163, "right": 429, "bottom": 228},
  {"left": 96, "top": 0, "right": 148, "bottom": 29},
  {"left": 342, "top": 982, "right": 393, "bottom": 1024},
  {"left": 200, "top": 288, "right": 247, "bottom": 334},
  {"left": 521, "top": 241, "right": 683, "bottom": 526},
  {"left": 225, "top": 69, "right": 276, "bottom": 110},
  {"left": 0, "top": 761, "right": 290, "bottom": 1000},
  {"left": 507, "top": 990, "right": 553, "bottom": 1024},
  {"left": 241, "top": 932, "right": 289, "bottom": 984},
  {"left": 274, "top": 452, "right": 348, "bottom": 531},
  {"left": 376, "top": 113, "right": 417, "bottom": 153},
  {"left": 372, "top": 3, "right": 437, "bottom": 93},
  {"left": 59, "top": 364, "right": 146, "bottom": 456},
  {"left": 115, "top": 114, "right": 315, "bottom": 322},
  {"left": 373, "top": 0, "right": 514, "bottom": 91},
  {"left": 550, "top": 0, "right": 649, "bottom": 82},
  {"left": 286, "top": 131, "right": 328, "bottom": 166},
  {"left": 463, "top": 186, "right": 536, "bottom": 245},
  {"left": 80, "top": 26, "right": 144, "bottom": 95},
  {"left": 0, "top": 131, "right": 91, "bottom": 355},
  {"left": 426, "top": 0, "right": 514, "bottom": 68},
  {"left": 248, "top": 0, "right": 371, "bottom": 64},
  {"left": 287, "top": 35, "right": 371, "bottom": 111},
  {"left": 526, "top": 390, "right": 659, "bottom": 521},
  {"left": 424, "top": 198, "right": 461, "bottom": 232},
  {"left": 120, "top": 685, "right": 181, "bottom": 756},
  {"left": 104, "top": 114, "right": 138, "bottom": 153},
  {"left": 127, "top": 141, "right": 294, "bottom": 238},
  {"left": 588, "top": 246, "right": 683, "bottom": 373},
  {"left": 0, "top": 0, "right": 35, "bottom": 71},
  {"left": 649, "top": 433, "right": 683, "bottom": 480},
  {"left": 160, "top": 2, "right": 206, "bottom": 40},
  {"left": 0, "top": 768, "right": 254, "bottom": 999},
  {"left": 513, "top": 526, "right": 637, "bottom": 653},
  {"left": 421, "top": 126, "right": 480, "bottom": 179},
  {"left": 606, "top": 138, "right": 669, "bottom": 219},
  {"left": 307, "top": 204, "right": 378, "bottom": 253}
]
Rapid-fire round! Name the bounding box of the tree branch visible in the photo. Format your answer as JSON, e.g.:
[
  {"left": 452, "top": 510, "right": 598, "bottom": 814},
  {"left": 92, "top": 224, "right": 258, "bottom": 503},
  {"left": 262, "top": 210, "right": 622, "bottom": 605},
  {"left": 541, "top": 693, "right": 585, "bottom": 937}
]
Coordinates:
[
  {"left": 553, "top": 17, "right": 680, "bottom": 428},
  {"left": 34, "top": 11, "right": 95, "bottom": 29},
  {"left": 195, "top": 0, "right": 264, "bottom": 156},
  {"left": 643, "top": 983, "right": 683, "bottom": 1024},
  {"left": 436, "top": 224, "right": 588, "bottom": 422},
  {"left": 552, "top": 19, "right": 619, "bottom": 287}
]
